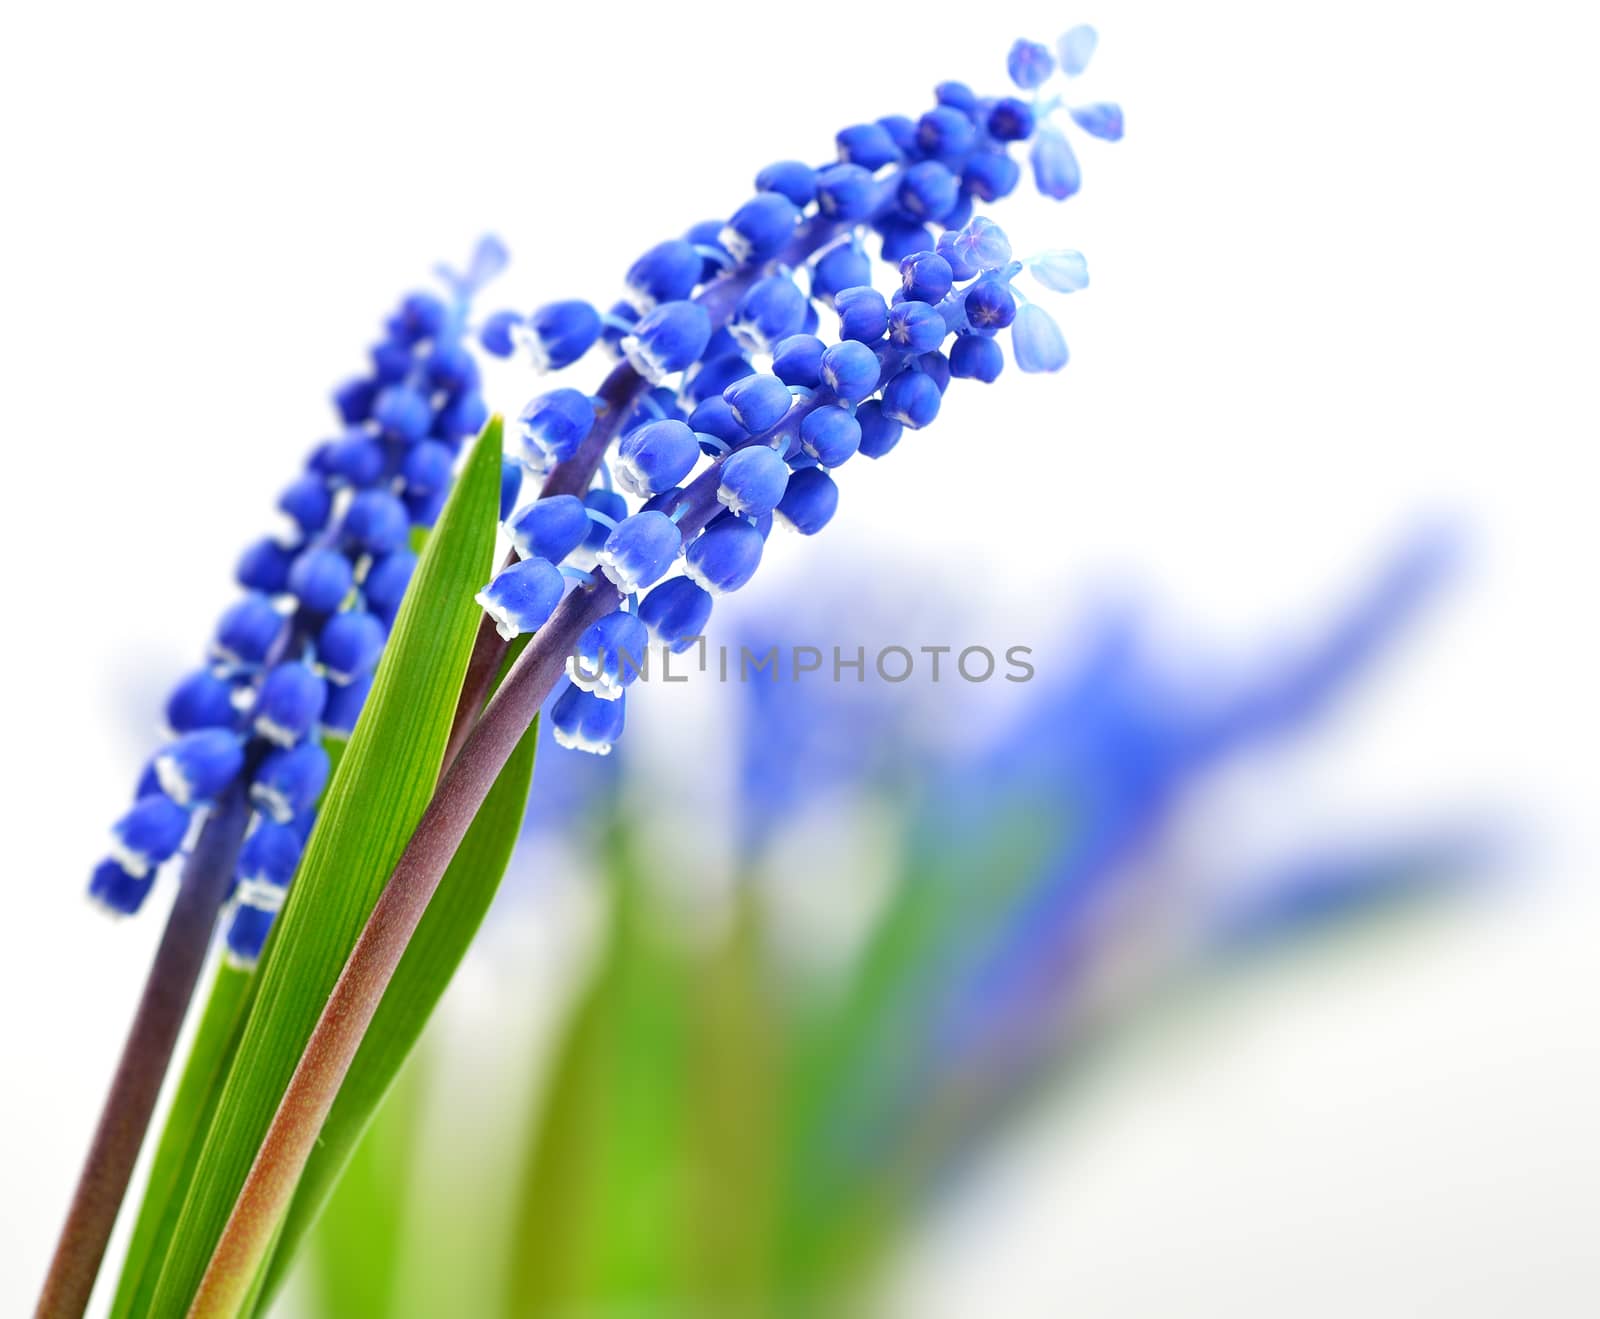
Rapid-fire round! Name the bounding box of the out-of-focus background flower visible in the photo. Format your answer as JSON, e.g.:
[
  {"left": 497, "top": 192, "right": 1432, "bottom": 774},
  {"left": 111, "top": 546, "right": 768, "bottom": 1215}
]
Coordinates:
[
  {"left": 3, "top": 0, "right": 1598, "bottom": 1314},
  {"left": 284, "top": 534, "right": 1497, "bottom": 1317}
]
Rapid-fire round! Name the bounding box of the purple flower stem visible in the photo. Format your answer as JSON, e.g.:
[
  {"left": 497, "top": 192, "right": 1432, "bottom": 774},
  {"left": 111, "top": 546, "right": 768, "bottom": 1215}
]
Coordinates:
[
  {"left": 36, "top": 783, "right": 251, "bottom": 1319},
  {"left": 190, "top": 178, "right": 911, "bottom": 1312}
]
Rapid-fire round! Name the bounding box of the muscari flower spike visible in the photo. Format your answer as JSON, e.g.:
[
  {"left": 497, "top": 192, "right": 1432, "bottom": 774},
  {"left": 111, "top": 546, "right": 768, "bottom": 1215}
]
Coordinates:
[
  {"left": 89, "top": 240, "right": 508, "bottom": 964},
  {"left": 464, "top": 28, "right": 1123, "bottom": 757}
]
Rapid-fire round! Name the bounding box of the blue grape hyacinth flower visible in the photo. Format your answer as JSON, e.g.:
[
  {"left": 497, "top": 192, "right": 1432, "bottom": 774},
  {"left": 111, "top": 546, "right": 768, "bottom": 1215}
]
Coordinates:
[
  {"left": 467, "top": 27, "right": 1124, "bottom": 758},
  {"left": 90, "top": 239, "right": 508, "bottom": 969}
]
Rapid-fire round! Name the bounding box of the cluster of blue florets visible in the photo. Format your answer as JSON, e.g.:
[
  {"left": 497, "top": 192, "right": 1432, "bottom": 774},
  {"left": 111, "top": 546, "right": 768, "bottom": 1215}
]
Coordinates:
[
  {"left": 475, "top": 27, "right": 1121, "bottom": 757},
  {"left": 90, "top": 242, "right": 509, "bottom": 965}
]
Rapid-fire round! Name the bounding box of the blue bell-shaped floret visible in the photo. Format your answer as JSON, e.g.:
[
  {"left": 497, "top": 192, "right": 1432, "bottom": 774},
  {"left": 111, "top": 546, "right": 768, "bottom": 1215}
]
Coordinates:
[
  {"left": 252, "top": 661, "right": 329, "bottom": 747},
  {"left": 287, "top": 548, "right": 355, "bottom": 614},
  {"left": 719, "top": 193, "right": 801, "bottom": 266},
  {"left": 474, "top": 556, "right": 565, "bottom": 641},
  {"left": 90, "top": 858, "right": 156, "bottom": 915},
  {"left": 550, "top": 682, "right": 627, "bottom": 755},
  {"left": 518, "top": 388, "right": 596, "bottom": 473},
  {"left": 155, "top": 729, "right": 246, "bottom": 806},
  {"left": 110, "top": 794, "right": 191, "bottom": 877},
  {"left": 212, "top": 594, "right": 287, "bottom": 666},
  {"left": 362, "top": 549, "right": 417, "bottom": 626},
  {"left": 624, "top": 240, "right": 704, "bottom": 313},
  {"left": 724, "top": 374, "right": 793, "bottom": 434},
  {"left": 508, "top": 494, "right": 589, "bottom": 565},
  {"left": 685, "top": 519, "right": 764, "bottom": 595},
  {"left": 774, "top": 467, "right": 840, "bottom": 535},
  {"left": 638, "top": 576, "right": 713, "bottom": 653},
  {"left": 621, "top": 301, "right": 713, "bottom": 383},
  {"left": 819, "top": 340, "right": 881, "bottom": 403},
  {"left": 855, "top": 400, "right": 903, "bottom": 460},
  {"left": 615, "top": 419, "right": 700, "bottom": 498},
  {"left": 596, "top": 511, "right": 682, "bottom": 595},
  {"left": 523, "top": 299, "right": 602, "bottom": 371},
  {"left": 251, "top": 741, "right": 331, "bottom": 823},
  {"left": 567, "top": 609, "right": 651, "bottom": 700},
  {"left": 716, "top": 445, "right": 790, "bottom": 518},
  {"left": 881, "top": 368, "right": 943, "bottom": 428},
  {"left": 799, "top": 406, "right": 862, "bottom": 467},
  {"left": 317, "top": 610, "right": 386, "bottom": 685},
  {"left": 164, "top": 668, "right": 241, "bottom": 735}
]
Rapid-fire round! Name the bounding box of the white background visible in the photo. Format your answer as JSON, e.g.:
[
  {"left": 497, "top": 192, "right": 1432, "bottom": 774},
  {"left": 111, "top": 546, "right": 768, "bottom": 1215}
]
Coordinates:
[{"left": 2, "top": 0, "right": 1598, "bottom": 1314}]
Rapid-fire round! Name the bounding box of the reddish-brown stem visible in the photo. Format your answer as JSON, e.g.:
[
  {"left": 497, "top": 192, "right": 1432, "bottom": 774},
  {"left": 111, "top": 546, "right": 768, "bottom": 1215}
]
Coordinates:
[
  {"left": 443, "top": 362, "right": 650, "bottom": 768},
  {"left": 188, "top": 207, "right": 858, "bottom": 1316},
  {"left": 186, "top": 575, "right": 620, "bottom": 1317},
  {"left": 36, "top": 786, "right": 250, "bottom": 1319}
]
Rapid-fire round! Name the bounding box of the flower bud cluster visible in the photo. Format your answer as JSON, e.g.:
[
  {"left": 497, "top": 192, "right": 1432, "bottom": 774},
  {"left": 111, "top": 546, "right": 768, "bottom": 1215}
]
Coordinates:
[
  {"left": 476, "top": 29, "right": 1121, "bottom": 756},
  {"left": 92, "top": 242, "right": 508, "bottom": 965}
]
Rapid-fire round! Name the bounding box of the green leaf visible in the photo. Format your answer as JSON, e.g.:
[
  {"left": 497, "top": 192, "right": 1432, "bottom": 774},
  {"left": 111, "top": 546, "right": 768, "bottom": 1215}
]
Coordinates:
[
  {"left": 111, "top": 735, "right": 348, "bottom": 1316},
  {"left": 680, "top": 883, "right": 784, "bottom": 1308},
  {"left": 303, "top": 1050, "right": 430, "bottom": 1319},
  {"left": 776, "top": 798, "right": 1070, "bottom": 1294},
  {"left": 108, "top": 963, "right": 256, "bottom": 1319},
  {"left": 147, "top": 419, "right": 505, "bottom": 1313},
  {"left": 503, "top": 825, "right": 697, "bottom": 1316},
  {"left": 256, "top": 697, "right": 540, "bottom": 1308}
]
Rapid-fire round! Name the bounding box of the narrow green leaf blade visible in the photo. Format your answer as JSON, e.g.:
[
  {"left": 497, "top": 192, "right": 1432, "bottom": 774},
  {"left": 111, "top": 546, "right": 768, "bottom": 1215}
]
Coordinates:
[
  {"left": 258, "top": 705, "right": 541, "bottom": 1305},
  {"left": 682, "top": 884, "right": 783, "bottom": 1308},
  {"left": 503, "top": 827, "right": 696, "bottom": 1316},
  {"left": 108, "top": 962, "right": 255, "bottom": 1319},
  {"left": 111, "top": 734, "right": 348, "bottom": 1317},
  {"left": 303, "top": 1050, "right": 430, "bottom": 1319},
  {"left": 148, "top": 419, "right": 504, "bottom": 1313}
]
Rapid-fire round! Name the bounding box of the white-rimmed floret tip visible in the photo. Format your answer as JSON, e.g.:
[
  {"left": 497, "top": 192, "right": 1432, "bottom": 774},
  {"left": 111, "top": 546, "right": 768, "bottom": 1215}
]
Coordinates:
[
  {"left": 514, "top": 300, "right": 603, "bottom": 372},
  {"left": 615, "top": 420, "right": 700, "bottom": 499},
  {"left": 163, "top": 668, "right": 242, "bottom": 736},
  {"left": 621, "top": 301, "right": 713, "bottom": 383},
  {"left": 316, "top": 611, "right": 386, "bottom": 686},
  {"left": 566, "top": 610, "right": 651, "bottom": 701},
  {"left": 718, "top": 193, "right": 801, "bottom": 267},
  {"left": 550, "top": 682, "right": 627, "bottom": 756},
  {"left": 716, "top": 446, "right": 790, "bottom": 517},
  {"left": 155, "top": 730, "right": 246, "bottom": 808},
  {"left": 638, "top": 577, "right": 713, "bottom": 653},
  {"left": 518, "top": 388, "right": 597, "bottom": 473},
  {"left": 250, "top": 742, "right": 330, "bottom": 824},
  {"left": 596, "top": 512, "right": 682, "bottom": 595},
  {"left": 475, "top": 557, "right": 565, "bottom": 642},
  {"left": 210, "top": 594, "right": 288, "bottom": 667},
  {"left": 624, "top": 241, "right": 704, "bottom": 314},
  {"left": 774, "top": 468, "right": 840, "bottom": 536},
  {"left": 89, "top": 859, "right": 155, "bottom": 916},
  {"left": 684, "top": 519, "right": 765, "bottom": 596},
  {"left": 508, "top": 494, "right": 590, "bottom": 565},
  {"left": 250, "top": 661, "right": 328, "bottom": 747},
  {"left": 109, "top": 795, "right": 191, "bottom": 878}
]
